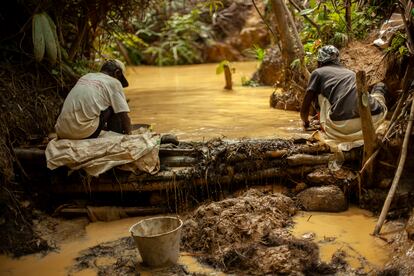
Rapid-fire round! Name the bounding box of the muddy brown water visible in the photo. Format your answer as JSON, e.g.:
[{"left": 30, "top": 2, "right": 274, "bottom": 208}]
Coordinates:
[
  {"left": 0, "top": 208, "right": 391, "bottom": 275},
  {"left": 125, "top": 62, "right": 301, "bottom": 141},
  {"left": 293, "top": 207, "right": 390, "bottom": 272},
  {"left": 0, "top": 62, "right": 392, "bottom": 275}
]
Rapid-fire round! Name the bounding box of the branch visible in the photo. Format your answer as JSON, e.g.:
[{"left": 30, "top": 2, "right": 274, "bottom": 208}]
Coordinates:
[
  {"left": 374, "top": 96, "right": 414, "bottom": 235},
  {"left": 398, "top": 4, "right": 414, "bottom": 55},
  {"left": 288, "top": 0, "right": 321, "bottom": 36},
  {"left": 251, "top": 0, "right": 281, "bottom": 52}
]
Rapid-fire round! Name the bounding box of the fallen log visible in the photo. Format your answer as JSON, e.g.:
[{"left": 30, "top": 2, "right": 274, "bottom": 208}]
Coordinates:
[
  {"left": 15, "top": 138, "right": 361, "bottom": 205},
  {"left": 52, "top": 166, "right": 319, "bottom": 194},
  {"left": 56, "top": 206, "right": 166, "bottom": 217},
  {"left": 287, "top": 154, "right": 332, "bottom": 166},
  {"left": 160, "top": 156, "right": 198, "bottom": 167}
]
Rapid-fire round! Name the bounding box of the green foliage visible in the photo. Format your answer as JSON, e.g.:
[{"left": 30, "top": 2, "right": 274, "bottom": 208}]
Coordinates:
[
  {"left": 144, "top": 9, "right": 211, "bottom": 66},
  {"left": 72, "top": 59, "right": 97, "bottom": 76},
  {"left": 216, "top": 60, "right": 230, "bottom": 75},
  {"left": 299, "top": 2, "right": 383, "bottom": 52},
  {"left": 386, "top": 32, "right": 409, "bottom": 57},
  {"left": 255, "top": 46, "right": 266, "bottom": 62},
  {"left": 290, "top": 58, "right": 301, "bottom": 70},
  {"left": 244, "top": 45, "right": 266, "bottom": 62},
  {"left": 200, "top": 0, "right": 224, "bottom": 15},
  {"left": 241, "top": 75, "right": 259, "bottom": 87},
  {"left": 115, "top": 33, "right": 148, "bottom": 48}
]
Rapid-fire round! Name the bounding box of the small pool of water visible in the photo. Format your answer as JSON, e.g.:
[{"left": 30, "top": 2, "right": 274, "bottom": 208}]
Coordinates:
[
  {"left": 292, "top": 206, "right": 390, "bottom": 271},
  {"left": 0, "top": 216, "right": 222, "bottom": 276}
]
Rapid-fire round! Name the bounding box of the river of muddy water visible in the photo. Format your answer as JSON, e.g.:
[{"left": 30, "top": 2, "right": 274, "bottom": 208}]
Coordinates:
[
  {"left": 125, "top": 62, "right": 302, "bottom": 141},
  {"left": 0, "top": 63, "right": 392, "bottom": 275}
]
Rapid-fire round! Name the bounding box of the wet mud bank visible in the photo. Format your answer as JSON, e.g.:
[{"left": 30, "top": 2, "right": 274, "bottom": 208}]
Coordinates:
[
  {"left": 2, "top": 190, "right": 412, "bottom": 275},
  {"left": 9, "top": 136, "right": 414, "bottom": 274}
]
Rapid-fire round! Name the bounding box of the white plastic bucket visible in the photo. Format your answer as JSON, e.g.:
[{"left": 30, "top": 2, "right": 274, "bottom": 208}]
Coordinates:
[{"left": 129, "top": 216, "right": 183, "bottom": 267}]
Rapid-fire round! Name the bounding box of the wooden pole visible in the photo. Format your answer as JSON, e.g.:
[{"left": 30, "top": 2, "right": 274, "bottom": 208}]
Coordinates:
[
  {"left": 359, "top": 57, "right": 414, "bottom": 175},
  {"left": 373, "top": 97, "right": 414, "bottom": 235},
  {"left": 223, "top": 64, "right": 232, "bottom": 90},
  {"left": 356, "top": 71, "right": 377, "bottom": 186}
]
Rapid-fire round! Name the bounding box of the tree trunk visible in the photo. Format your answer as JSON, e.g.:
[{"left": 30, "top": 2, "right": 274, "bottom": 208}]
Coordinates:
[
  {"left": 270, "top": 0, "right": 310, "bottom": 84},
  {"left": 344, "top": 0, "right": 352, "bottom": 35}
]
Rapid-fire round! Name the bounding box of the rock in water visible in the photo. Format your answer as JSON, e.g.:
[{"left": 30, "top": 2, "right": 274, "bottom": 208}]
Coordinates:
[{"left": 297, "top": 185, "right": 348, "bottom": 212}]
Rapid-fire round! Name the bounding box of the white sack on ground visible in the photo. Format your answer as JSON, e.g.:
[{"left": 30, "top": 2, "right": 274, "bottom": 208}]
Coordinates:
[{"left": 46, "top": 130, "right": 160, "bottom": 176}]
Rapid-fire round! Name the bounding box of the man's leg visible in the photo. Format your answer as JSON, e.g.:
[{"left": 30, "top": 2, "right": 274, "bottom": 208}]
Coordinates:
[{"left": 106, "top": 109, "right": 124, "bottom": 134}]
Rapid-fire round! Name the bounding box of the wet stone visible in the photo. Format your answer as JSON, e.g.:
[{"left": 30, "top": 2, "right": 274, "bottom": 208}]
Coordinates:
[
  {"left": 307, "top": 167, "right": 356, "bottom": 187},
  {"left": 297, "top": 185, "right": 348, "bottom": 212}
]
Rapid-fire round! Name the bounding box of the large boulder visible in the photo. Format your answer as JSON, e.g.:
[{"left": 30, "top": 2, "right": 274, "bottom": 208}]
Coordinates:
[
  {"left": 231, "top": 25, "right": 270, "bottom": 52},
  {"left": 251, "top": 47, "right": 284, "bottom": 86},
  {"left": 203, "top": 42, "right": 243, "bottom": 63},
  {"left": 297, "top": 185, "right": 347, "bottom": 212}
]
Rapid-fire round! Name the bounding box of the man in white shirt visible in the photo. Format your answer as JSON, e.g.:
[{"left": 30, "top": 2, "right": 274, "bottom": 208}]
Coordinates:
[{"left": 55, "top": 59, "right": 131, "bottom": 139}]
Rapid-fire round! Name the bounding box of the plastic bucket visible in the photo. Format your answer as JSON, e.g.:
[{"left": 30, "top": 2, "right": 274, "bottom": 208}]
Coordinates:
[{"left": 129, "top": 216, "right": 183, "bottom": 267}]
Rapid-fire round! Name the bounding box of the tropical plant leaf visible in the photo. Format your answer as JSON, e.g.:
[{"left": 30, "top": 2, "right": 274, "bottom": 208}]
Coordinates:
[
  {"left": 216, "top": 60, "right": 229, "bottom": 75},
  {"left": 42, "top": 13, "right": 59, "bottom": 64},
  {"left": 300, "top": 8, "right": 316, "bottom": 16},
  {"left": 32, "top": 14, "right": 45, "bottom": 62}
]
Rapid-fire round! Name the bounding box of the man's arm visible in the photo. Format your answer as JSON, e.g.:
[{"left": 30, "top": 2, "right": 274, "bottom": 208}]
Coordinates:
[
  {"left": 300, "top": 89, "right": 317, "bottom": 128},
  {"left": 118, "top": 112, "right": 131, "bottom": 134}
]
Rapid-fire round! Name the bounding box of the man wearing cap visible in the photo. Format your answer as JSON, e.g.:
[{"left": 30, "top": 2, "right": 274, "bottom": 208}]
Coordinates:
[
  {"left": 55, "top": 59, "right": 132, "bottom": 139},
  {"left": 300, "top": 45, "right": 388, "bottom": 141}
]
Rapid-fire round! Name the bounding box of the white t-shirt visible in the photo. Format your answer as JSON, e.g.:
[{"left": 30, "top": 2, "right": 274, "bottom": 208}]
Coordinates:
[{"left": 55, "top": 73, "right": 130, "bottom": 139}]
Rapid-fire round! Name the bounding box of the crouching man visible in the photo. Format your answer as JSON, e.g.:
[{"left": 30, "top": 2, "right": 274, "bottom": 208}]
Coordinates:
[
  {"left": 55, "top": 59, "right": 131, "bottom": 139},
  {"left": 300, "top": 45, "right": 388, "bottom": 142}
]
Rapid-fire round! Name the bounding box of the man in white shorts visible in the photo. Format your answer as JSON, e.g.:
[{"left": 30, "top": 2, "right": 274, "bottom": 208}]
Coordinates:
[
  {"left": 300, "top": 45, "right": 388, "bottom": 142},
  {"left": 55, "top": 59, "right": 131, "bottom": 139}
]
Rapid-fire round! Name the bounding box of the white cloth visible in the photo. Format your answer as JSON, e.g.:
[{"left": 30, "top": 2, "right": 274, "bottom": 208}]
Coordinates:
[
  {"left": 46, "top": 131, "right": 160, "bottom": 177},
  {"left": 317, "top": 93, "right": 388, "bottom": 151},
  {"left": 55, "top": 73, "right": 130, "bottom": 139}
]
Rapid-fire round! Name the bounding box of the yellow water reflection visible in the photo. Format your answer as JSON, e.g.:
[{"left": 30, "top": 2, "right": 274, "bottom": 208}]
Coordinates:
[
  {"left": 125, "top": 62, "right": 302, "bottom": 141},
  {"left": 292, "top": 206, "right": 390, "bottom": 271}
]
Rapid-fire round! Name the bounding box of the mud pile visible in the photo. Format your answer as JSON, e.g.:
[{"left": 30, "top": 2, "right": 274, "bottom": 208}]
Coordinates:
[{"left": 182, "top": 189, "right": 322, "bottom": 274}]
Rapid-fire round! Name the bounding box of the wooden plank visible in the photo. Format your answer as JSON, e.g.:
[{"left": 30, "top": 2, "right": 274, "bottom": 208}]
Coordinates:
[{"left": 356, "top": 70, "right": 377, "bottom": 187}]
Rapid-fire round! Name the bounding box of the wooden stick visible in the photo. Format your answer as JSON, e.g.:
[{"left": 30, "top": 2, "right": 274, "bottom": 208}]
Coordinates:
[
  {"left": 359, "top": 57, "right": 414, "bottom": 175},
  {"left": 223, "top": 64, "right": 232, "bottom": 90},
  {"left": 356, "top": 71, "right": 377, "bottom": 186},
  {"left": 373, "top": 97, "right": 414, "bottom": 235}
]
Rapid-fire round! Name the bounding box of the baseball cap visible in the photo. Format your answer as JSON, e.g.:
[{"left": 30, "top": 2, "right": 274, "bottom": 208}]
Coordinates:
[{"left": 101, "top": 59, "right": 129, "bottom": 87}]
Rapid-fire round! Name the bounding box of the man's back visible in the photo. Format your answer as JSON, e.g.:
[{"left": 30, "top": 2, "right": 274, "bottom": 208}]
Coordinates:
[
  {"left": 309, "top": 64, "right": 383, "bottom": 121},
  {"left": 55, "top": 72, "right": 129, "bottom": 139}
]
